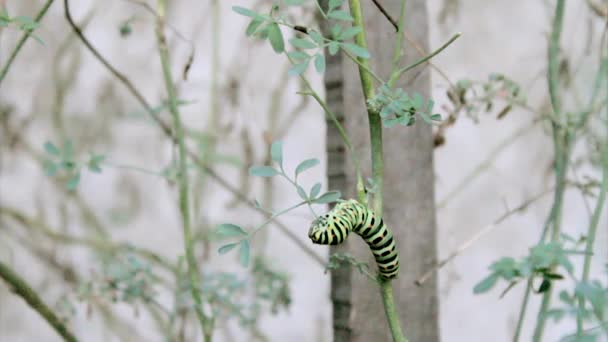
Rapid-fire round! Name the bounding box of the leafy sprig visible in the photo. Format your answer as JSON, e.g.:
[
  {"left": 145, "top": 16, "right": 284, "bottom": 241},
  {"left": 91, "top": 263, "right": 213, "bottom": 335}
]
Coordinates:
[{"left": 216, "top": 141, "right": 341, "bottom": 267}]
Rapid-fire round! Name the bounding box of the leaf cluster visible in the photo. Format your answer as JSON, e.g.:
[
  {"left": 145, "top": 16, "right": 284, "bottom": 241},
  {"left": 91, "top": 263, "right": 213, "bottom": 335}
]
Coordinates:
[
  {"left": 474, "top": 242, "right": 576, "bottom": 295},
  {"left": 43, "top": 140, "right": 105, "bottom": 191},
  {"left": 368, "top": 85, "right": 442, "bottom": 128}
]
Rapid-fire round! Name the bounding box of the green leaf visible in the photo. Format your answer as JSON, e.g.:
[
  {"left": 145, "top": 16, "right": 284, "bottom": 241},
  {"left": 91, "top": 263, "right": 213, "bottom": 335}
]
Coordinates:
[
  {"left": 216, "top": 223, "right": 248, "bottom": 238},
  {"left": 267, "top": 23, "right": 284, "bottom": 53},
  {"left": 339, "top": 26, "right": 362, "bottom": 40},
  {"left": 328, "top": 0, "right": 343, "bottom": 11},
  {"left": 431, "top": 113, "right": 442, "bottom": 121},
  {"left": 271, "top": 141, "right": 283, "bottom": 166},
  {"left": 66, "top": 171, "right": 81, "bottom": 191},
  {"left": 296, "top": 185, "right": 308, "bottom": 200},
  {"left": 289, "top": 37, "right": 317, "bottom": 49},
  {"left": 285, "top": 0, "right": 306, "bottom": 5},
  {"left": 87, "top": 154, "right": 105, "bottom": 173},
  {"left": 249, "top": 166, "right": 280, "bottom": 177},
  {"left": 313, "top": 191, "right": 341, "bottom": 204},
  {"left": 287, "top": 51, "right": 309, "bottom": 60},
  {"left": 328, "top": 10, "right": 353, "bottom": 21},
  {"left": 246, "top": 18, "right": 264, "bottom": 36},
  {"left": 309, "top": 30, "right": 324, "bottom": 45},
  {"left": 383, "top": 117, "right": 401, "bottom": 128},
  {"left": 288, "top": 60, "right": 309, "bottom": 75},
  {"left": 232, "top": 6, "right": 257, "bottom": 17},
  {"left": 328, "top": 42, "right": 340, "bottom": 55},
  {"left": 331, "top": 24, "right": 342, "bottom": 39},
  {"left": 239, "top": 240, "right": 250, "bottom": 267},
  {"left": 295, "top": 158, "right": 320, "bottom": 177},
  {"left": 537, "top": 279, "right": 551, "bottom": 293},
  {"left": 418, "top": 111, "right": 433, "bottom": 124},
  {"left": 44, "top": 141, "right": 60, "bottom": 156},
  {"left": 310, "top": 182, "right": 322, "bottom": 198},
  {"left": 62, "top": 140, "right": 74, "bottom": 161},
  {"left": 412, "top": 92, "right": 424, "bottom": 110},
  {"left": 341, "top": 43, "right": 370, "bottom": 58},
  {"left": 314, "top": 53, "right": 326, "bottom": 73},
  {"left": 218, "top": 242, "right": 239, "bottom": 254},
  {"left": 473, "top": 273, "right": 499, "bottom": 294},
  {"left": 43, "top": 160, "right": 58, "bottom": 176}
]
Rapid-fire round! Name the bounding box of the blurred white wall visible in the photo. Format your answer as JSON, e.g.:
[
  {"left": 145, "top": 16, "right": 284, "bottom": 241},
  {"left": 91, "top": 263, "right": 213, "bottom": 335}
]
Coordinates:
[{"left": 0, "top": 0, "right": 606, "bottom": 341}]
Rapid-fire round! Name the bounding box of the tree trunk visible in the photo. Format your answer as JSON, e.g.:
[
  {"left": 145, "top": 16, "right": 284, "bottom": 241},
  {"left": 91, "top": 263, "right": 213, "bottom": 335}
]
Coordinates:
[{"left": 322, "top": 1, "right": 440, "bottom": 341}]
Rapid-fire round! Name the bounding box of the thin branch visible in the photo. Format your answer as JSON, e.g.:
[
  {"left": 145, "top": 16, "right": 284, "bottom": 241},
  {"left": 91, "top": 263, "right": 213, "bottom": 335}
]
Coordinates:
[
  {"left": 370, "top": 0, "right": 398, "bottom": 31},
  {"left": 0, "top": 260, "right": 78, "bottom": 342},
  {"left": 389, "top": 32, "right": 461, "bottom": 87},
  {"left": 415, "top": 188, "right": 553, "bottom": 286},
  {"left": 155, "top": 2, "right": 211, "bottom": 340},
  {"left": 62, "top": 0, "right": 325, "bottom": 267},
  {"left": 0, "top": 0, "right": 56, "bottom": 86}
]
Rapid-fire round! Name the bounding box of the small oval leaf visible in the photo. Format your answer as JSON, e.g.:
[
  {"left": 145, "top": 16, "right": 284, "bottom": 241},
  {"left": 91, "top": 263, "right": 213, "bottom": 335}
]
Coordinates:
[
  {"left": 239, "top": 240, "right": 250, "bottom": 267},
  {"left": 218, "top": 242, "right": 239, "bottom": 254},
  {"left": 295, "top": 158, "right": 320, "bottom": 177},
  {"left": 310, "top": 183, "right": 322, "bottom": 199},
  {"left": 216, "top": 223, "right": 248, "bottom": 238},
  {"left": 313, "top": 191, "right": 341, "bottom": 204},
  {"left": 271, "top": 141, "right": 283, "bottom": 166},
  {"left": 473, "top": 273, "right": 499, "bottom": 294}
]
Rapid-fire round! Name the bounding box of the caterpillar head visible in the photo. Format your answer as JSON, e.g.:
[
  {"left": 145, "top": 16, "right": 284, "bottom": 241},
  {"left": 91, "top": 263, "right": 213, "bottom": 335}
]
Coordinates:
[{"left": 308, "top": 214, "right": 330, "bottom": 244}]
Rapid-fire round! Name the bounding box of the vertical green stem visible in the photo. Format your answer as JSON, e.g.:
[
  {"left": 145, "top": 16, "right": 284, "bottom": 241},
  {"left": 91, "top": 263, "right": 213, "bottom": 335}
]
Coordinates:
[
  {"left": 155, "top": 2, "right": 212, "bottom": 341},
  {"left": 532, "top": 0, "right": 566, "bottom": 340},
  {"left": 0, "top": 260, "right": 78, "bottom": 342},
  {"left": 347, "top": 1, "right": 407, "bottom": 341},
  {"left": 347, "top": 0, "right": 382, "bottom": 214},
  {"left": 0, "top": 0, "right": 55, "bottom": 86}
]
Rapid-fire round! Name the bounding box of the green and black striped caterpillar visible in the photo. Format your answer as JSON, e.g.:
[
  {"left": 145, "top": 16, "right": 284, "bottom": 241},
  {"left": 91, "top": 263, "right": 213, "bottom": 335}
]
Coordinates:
[{"left": 308, "top": 199, "right": 399, "bottom": 279}]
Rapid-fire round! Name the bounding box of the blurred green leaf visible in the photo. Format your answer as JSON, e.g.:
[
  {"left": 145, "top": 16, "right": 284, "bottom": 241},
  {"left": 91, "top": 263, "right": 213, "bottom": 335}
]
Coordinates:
[
  {"left": 232, "top": 6, "right": 257, "bottom": 17},
  {"left": 216, "top": 223, "right": 248, "bottom": 238},
  {"left": 249, "top": 166, "right": 280, "bottom": 177},
  {"left": 310, "top": 182, "right": 322, "bottom": 198},
  {"left": 44, "top": 141, "right": 60, "bottom": 156},
  {"left": 289, "top": 37, "right": 316, "bottom": 49},
  {"left": 328, "top": 10, "right": 353, "bottom": 21},
  {"left": 267, "top": 23, "right": 284, "bottom": 53},
  {"left": 314, "top": 54, "right": 326, "bottom": 73},
  {"left": 295, "top": 158, "right": 319, "bottom": 177},
  {"left": 473, "top": 273, "right": 499, "bottom": 294},
  {"left": 239, "top": 240, "right": 250, "bottom": 267},
  {"left": 271, "top": 141, "right": 283, "bottom": 166},
  {"left": 341, "top": 42, "right": 370, "bottom": 58},
  {"left": 218, "top": 242, "right": 239, "bottom": 254},
  {"left": 313, "top": 191, "right": 341, "bottom": 204}
]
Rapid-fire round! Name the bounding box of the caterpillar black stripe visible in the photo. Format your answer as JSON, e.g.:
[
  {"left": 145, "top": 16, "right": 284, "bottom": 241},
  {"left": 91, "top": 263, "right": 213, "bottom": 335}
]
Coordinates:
[{"left": 308, "top": 199, "right": 399, "bottom": 279}]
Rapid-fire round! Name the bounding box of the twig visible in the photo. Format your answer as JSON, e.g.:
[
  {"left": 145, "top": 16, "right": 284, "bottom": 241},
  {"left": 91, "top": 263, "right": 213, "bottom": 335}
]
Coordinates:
[
  {"left": 0, "top": 260, "right": 78, "bottom": 342},
  {"left": 349, "top": 0, "right": 407, "bottom": 341},
  {"left": 62, "top": 0, "right": 325, "bottom": 267},
  {"left": 389, "top": 32, "right": 461, "bottom": 87},
  {"left": 155, "top": 1, "right": 211, "bottom": 340},
  {"left": 0, "top": 0, "right": 56, "bottom": 86},
  {"left": 415, "top": 188, "right": 553, "bottom": 286},
  {"left": 370, "top": 0, "right": 398, "bottom": 30}
]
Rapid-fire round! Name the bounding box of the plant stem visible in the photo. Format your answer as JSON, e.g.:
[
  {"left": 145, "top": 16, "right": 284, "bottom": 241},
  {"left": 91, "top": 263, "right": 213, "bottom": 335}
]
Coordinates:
[
  {"left": 0, "top": 260, "right": 78, "bottom": 342},
  {"left": 0, "top": 0, "right": 55, "bottom": 86},
  {"left": 155, "top": 1, "right": 212, "bottom": 341},
  {"left": 389, "top": 32, "right": 461, "bottom": 87},
  {"left": 532, "top": 0, "right": 567, "bottom": 340},
  {"left": 347, "top": 1, "right": 408, "bottom": 341},
  {"left": 347, "top": 0, "right": 382, "bottom": 213},
  {"left": 380, "top": 279, "right": 409, "bottom": 342}
]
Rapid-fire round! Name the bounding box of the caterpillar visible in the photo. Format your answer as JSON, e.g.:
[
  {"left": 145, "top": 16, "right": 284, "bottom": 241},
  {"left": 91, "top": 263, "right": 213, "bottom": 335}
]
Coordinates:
[{"left": 308, "top": 199, "right": 399, "bottom": 279}]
